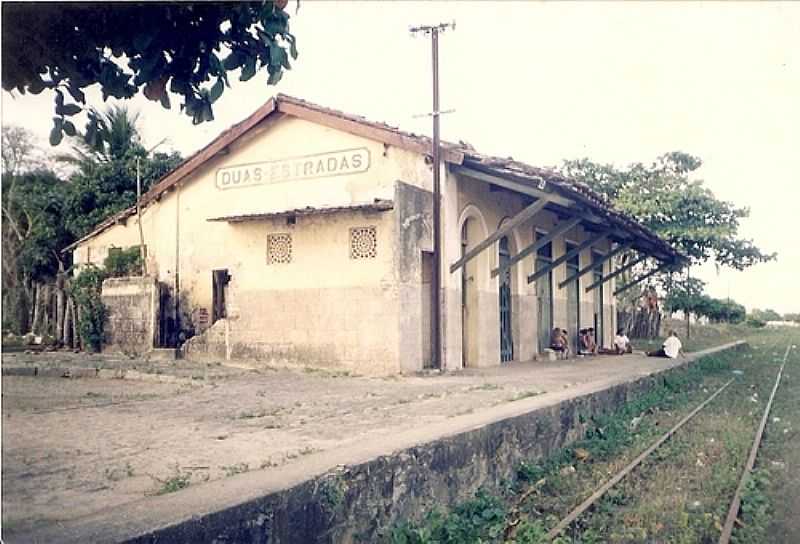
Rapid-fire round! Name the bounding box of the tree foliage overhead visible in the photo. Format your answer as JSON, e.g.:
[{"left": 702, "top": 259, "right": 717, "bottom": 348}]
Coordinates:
[
  {"left": 561, "top": 152, "right": 776, "bottom": 270},
  {"left": 2, "top": 1, "right": 297, "bottom": 147}
]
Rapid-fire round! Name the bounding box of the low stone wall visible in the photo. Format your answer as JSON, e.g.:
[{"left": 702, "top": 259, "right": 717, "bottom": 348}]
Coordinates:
[
  {"left": 115, "top": 342, "right": 746, "bottom": 544},
  {"left": 102, "top": 276, "right": 159, "bottom": 356}
]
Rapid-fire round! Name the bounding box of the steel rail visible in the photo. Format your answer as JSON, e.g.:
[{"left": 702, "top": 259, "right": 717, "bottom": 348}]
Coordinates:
[
  {"left": 546, "top": 377, "right": 736, "bottom": 540},
  {"left": 719, "top": 344, "right": 792, "bottom": 544}
]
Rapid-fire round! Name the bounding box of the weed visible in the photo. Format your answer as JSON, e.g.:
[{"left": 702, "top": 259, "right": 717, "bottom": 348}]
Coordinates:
[
  {"left": 470, "top": 383, "right": 503, "bottom": 392},
  {"left": 508, "top": 390, "right": 542, "bottom": 402},
  {"left": 389, "top": 489, "right": 506, "bottom": 543},
  {"left": 234, "top": 409, "right": 266, "bottom": 420},
  {"left": 152, "top": 466, "right": 191, "bottom": 495},
  {"left": 221, "top": 462, "right": 249, "bottom": 477},
  {"left": 319, "top": 475, "right": 347, "bottom": 515},
  {"left": 104, "top": 462, "right": 134, "bottom": 481}
]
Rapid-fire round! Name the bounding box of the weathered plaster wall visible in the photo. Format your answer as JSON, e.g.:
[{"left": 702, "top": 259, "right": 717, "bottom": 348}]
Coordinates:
[
  {"left": 75, "top": 110, "right": 622, "bottom": 373},
  {"left": 101, "top": 276, "right": 159, "bottom": 356},
  {"left": 394, "top": 181, "right": 433, "bottom": 372},
  {"left": 442, "top": 171, "right": 617, "bottom": 370},
  {"left": 182, "top": 207, "right": 400, "bottom": 374},
  {"left": 75, "top": 114, "right": 434, "bottom": 374}
]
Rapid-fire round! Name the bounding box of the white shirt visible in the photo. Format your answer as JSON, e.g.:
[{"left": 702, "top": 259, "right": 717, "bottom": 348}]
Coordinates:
[
  {"left": 663, "top": 336, "right": 682, "bottom": 358},
  {"left": 614, "top": 334, "right": 630, "bottom": 351}
]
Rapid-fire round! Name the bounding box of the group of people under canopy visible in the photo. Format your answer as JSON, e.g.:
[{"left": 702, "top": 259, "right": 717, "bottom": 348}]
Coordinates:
[{"left": 549, "top": 327, "right": 684, "bottom": 360}]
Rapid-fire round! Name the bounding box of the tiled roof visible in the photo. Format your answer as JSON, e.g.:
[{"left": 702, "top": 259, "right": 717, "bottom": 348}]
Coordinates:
[
  {"left": 206, "top": 200, "right": 394, "bottom": 223},
  {"left": 64, "top": 94, "right": 683, "bottom": 263}
]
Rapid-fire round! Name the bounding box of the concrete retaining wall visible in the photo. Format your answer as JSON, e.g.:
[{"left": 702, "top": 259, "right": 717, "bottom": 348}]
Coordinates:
[
  {"left": 102, "top": 276, "right": 159, "bottom": 356},
  {"left": 114, "top": 342, "right": 746, "bottom": 544}
]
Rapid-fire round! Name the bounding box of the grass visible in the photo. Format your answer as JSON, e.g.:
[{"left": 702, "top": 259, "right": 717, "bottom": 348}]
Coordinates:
[
  {"left": 742, "top": 334, "right": 800, "bottom": 543},
  {"left": 152, "top": 465, "right": 192, "bottom": 495},
  {"left": 633, "top": 318, "right": 756, "bottom": 354},
  {"left": 388, "top": 325, "right": 800, "bottom": 544}
]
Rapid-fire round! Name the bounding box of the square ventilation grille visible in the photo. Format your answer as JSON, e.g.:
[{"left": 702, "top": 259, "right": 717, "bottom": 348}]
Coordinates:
[
  {"left": 267, "top": 233, "right": 292, "bottom": 264},
  {"left": 349, "top": 226, "right": 377, "bottom": 259}
]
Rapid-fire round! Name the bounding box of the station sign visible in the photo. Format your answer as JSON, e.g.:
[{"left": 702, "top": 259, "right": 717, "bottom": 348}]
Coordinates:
[{"left": 216, "top": 147, "right": 371, "bottom": 190}]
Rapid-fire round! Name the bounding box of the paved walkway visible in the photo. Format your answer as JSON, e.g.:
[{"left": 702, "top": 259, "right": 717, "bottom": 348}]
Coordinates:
[{"left": 1, "top": 343, "right": 742, "bottom": 542}]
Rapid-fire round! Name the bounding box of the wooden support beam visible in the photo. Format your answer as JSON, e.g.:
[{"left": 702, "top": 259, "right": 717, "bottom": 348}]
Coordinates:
[
  {"left": 491, "top": 217, "right": 582, "bottom": 279},
  {"left": 558, "top": 241, "right": 632, "bottom": 289},
  {"left": 584, "top": 254, "right": 648, "bottom": 293},
  {"left": 613, "top": 262, "right": 674, "bottom": 297},
  {"left": 449, "top": 197, "right": 550, "bottom": 274},
  {"left": 527, "top": 230, "right": 610, "bottom": 284}
]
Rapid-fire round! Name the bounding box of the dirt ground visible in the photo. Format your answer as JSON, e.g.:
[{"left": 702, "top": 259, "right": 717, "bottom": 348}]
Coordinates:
[{"left": 0, "top": 348, "right": 709, "bottom": 536}]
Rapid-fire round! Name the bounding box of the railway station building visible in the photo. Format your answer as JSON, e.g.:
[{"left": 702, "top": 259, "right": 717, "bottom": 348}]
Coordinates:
[{"left": 65, "top": 94, "right": 683, "bottom": 375}]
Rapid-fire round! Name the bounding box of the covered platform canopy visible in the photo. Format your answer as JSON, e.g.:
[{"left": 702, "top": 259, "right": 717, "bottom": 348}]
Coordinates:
[{"left": 449, "top": 151, "right": 686, "bottom": 297}]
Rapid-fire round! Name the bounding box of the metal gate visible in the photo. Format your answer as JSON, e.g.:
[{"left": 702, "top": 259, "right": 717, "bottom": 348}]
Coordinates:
[{"left": 499, "top": 236, "right": 514, "bottom": 362}]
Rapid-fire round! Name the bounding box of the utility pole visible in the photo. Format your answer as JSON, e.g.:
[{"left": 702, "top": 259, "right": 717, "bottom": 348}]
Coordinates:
[{"left": 410, "top": 21, "right": 455, "bottom": 371}]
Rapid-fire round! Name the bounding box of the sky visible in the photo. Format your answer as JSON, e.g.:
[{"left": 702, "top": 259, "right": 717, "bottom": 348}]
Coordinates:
[{"left": 2, "top": 1, "right": 799, "bottom": 314}]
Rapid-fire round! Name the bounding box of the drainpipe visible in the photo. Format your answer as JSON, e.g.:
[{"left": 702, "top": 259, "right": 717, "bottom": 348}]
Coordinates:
[{"left": 175, "top": 184, "right": 181, "bottom": 347}]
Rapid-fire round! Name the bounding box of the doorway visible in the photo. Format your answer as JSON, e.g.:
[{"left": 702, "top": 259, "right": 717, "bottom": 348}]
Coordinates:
[
  {"left": 535, "top": 230, "right": 554, "bottom": 353},
  {"left": 212, "top": 269, "right": 230, "bottom": 324},
  {"left": 421, "top": 251, "right": 434, "bottom": 368},
  {"left": 565, "top": 242, "right": 580, "bottom": 354},
  {"left": 498, "top": 236, "right": 514, "bottom": 362},
  {"left": 592, "top": 251, "right": 605, "bottom": 346}
]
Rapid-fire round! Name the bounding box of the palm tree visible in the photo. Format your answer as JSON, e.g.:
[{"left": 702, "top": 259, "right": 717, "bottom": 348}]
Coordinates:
[{"left": 57, "top": 104, "right": 143, "bottom": 174}]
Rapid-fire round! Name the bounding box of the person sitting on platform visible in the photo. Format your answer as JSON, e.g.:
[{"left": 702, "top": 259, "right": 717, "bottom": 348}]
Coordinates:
[
  {"left": 550, "top": 327, "right": 569, "bottom": 358},
  {"left": 647, "top": 330, "right": 684, "bottom": 359},
  {"left": 580, "top": 328, "right": 598, "bottom": 355},
  {"left": 613, "top": 328, "right": 633, "bottom": 354}
]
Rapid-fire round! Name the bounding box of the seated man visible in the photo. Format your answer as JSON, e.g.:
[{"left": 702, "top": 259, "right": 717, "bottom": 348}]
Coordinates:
[
  {"left": 647, "top": 330, "right": 684, "bottom": 358},
  {"left": 581, "top": 327, "right": 598, "bottom": 355},
  {"left": 550, "top": 327, "right": 570, "bottom": 357},
  {"left": 613, "top": 328, "right": 633, "bottom": 354}
]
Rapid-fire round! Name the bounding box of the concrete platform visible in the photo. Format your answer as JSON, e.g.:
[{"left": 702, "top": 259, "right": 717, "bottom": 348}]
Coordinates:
[{"left": 1, "top": 342, "right": 746, "bottom": 543}]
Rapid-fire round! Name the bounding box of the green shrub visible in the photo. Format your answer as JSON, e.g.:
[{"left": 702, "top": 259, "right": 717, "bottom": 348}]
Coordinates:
[
  {"left": 104, "top": 246, "right": 142, "bottom": 277},
  {"left": 745, "top": 317, "right": 766, "bottom": 328},
  {"left": 69, "top": 265, "right": 108, "bottom": 351}
]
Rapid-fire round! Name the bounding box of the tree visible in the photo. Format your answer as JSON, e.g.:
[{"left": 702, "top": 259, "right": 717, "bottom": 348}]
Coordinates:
[
  {"left": 1, "top": 1, "right": 297, "bottom": 148},
  {"left": 663, "top": 276, "right": 706, "bottom": 338},
  {"left": 60, "top": 106, "right": 183, "bottom": 237},
  {"left": 1, "top": 167, "right": 72, "bottom": 334},
  {"left": 750, "top": 308, "right": 782, "bottom": 322},
  {"left": 561, "top": 152, "right": 776, "bottom": 337},
  {"left": 2, "top": 126, "right": 40, "bottom": 175},
  {"left": 562, "top": 152, "right": 775, "bottom": 269}
]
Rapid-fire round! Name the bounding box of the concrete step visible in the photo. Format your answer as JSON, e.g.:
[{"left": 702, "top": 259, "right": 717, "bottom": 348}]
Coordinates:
[{"left": 147, "top": 348, "right": 178, "bottom": 361}]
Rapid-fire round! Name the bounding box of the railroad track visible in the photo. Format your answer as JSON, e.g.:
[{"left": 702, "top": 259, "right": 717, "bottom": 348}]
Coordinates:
[{"left": 539, "top": 343, "right": 794, "bottom": 542}]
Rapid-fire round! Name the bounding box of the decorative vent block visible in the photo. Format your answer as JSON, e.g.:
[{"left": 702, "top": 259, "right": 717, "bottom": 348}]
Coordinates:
[
  {"left": 267, "top": 233, "right": 292, "bottom": 264},
  {"left": 350, "top": 226, "right": 377, "bottom": 259}
]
